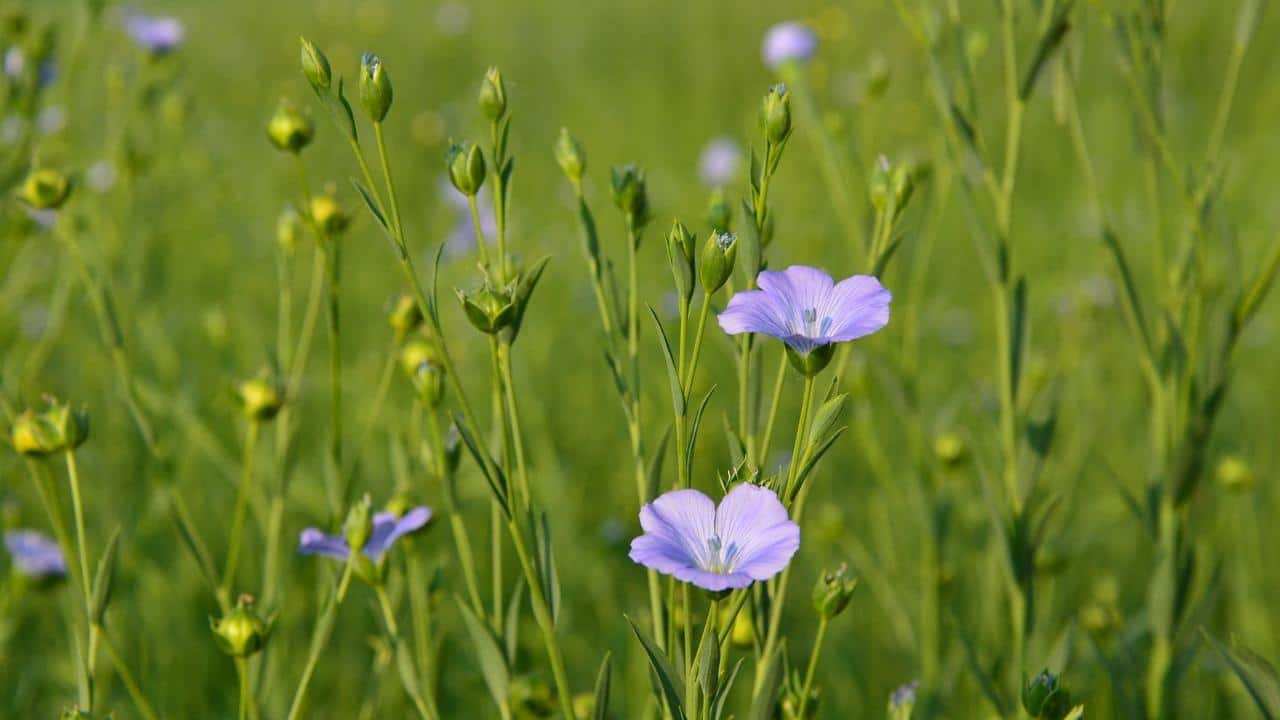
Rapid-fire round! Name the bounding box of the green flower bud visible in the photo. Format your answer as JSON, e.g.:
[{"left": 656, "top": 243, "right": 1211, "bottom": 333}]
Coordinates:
[
  {"left": 610, "top": 164, "right": 650, "bottom": 232},
  {"left": 344, "top": 495, "right": 374, "bottom": 553},
  {"left": 761, "top": 84, "right": 792, "bottom": 146},
  {"left": 933, "top": 432, "right": 967, "bottom": 467},
  {"left": 812, "top": 563, "right": 858, "bottom": 619},
  {"left": 1216, "top": 455, "right": 1255, "bottom": 492},
  {"left": 447, "top": 141, "right": 487, "bottom": 197},
  {"left": 359, "top": 52, "right": 393, "bottom": 123},
  {"left": 19, "top": 168, "right": 71, "bottom": 210},
  {"left": 211, "top": 594, "right": 270, "bottom": 658},
  {"left": 400, "top": 338, "right": 446, "bottom": 408},
  {"left": 10, "top": 399, "right": 89, "bottom": 457},
  {"left": 387, "top": 294, "right": 424, "bottom": 341},
  {"left": 266, "top": 98, "right": 314, "bottom": 154},
  {"left": 276, "top": 206, "right": 303, "bottom": 254},
  {"left": 699, "top": 231, "right": 738, "bottom": 294},
  {"left": 310, "top": 193, "right": 350, "bottom": 237},
  {"left": 706, "top": 187, "right": 732, "bottom": 234},
  {"left": 478, "top": 66, "right": 507, "bottom": 121},
  {"left": 891, "top": 163, "right": 915, "bottom": 213},
  {"left": 456, "top": 285, "right": 516, "bottom": 334},
  {"left": 236, "top": 375, "right": 284, "bottom": 422},
  {"left": 869, "top": 155, "right": 891, "bottom": 212},
  {"left": 299, "top": 37, "right": 332, "bottom": 95},
  {"left": 666, "top": 220, "right": 696, "bottom": 303},
  {"left": 1022, "top": 670, "right": 1073, "bottom": 719},
  {"left": 787, "top": 343, "right": 835, "bottom": 378},
  {"left": 554, "top": 128, "right": 585, "bottom": 183}
]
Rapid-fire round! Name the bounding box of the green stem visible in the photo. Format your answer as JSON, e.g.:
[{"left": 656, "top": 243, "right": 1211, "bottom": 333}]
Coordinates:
[
  {"left": 221, "top": 421, "right": 261, "bottom": 602},
  {"left": 757, "top": 351, "right": 789, "bottom": 463},
  {"left": 783, "top": 376, "right": 817, "bottom": 503},
  {"left": 238, "top": 656, "right": 253, "bottom": 720},
  {"left": 682, "top": 291, "right": 713, "bottom": 392},
  {"left": 507, "top": 520, "right": 576, "bottom": 720},
  {"left": 376, "top": 584, "right": 438, "bottom": 720},
  {"left": 425, "top": 409, "right": 485, "bottom": 614},
  {"left": 65, "top": 451, "right": 94, "bottom": 618},
  {"left": 323, "top": 241, "right": 345, "bottom": 516},
  {"left": 96, "top": 624, "right": 160, "bottom": 720},
  {"left": 794, "top": 617, "right": 829, "bottom": 720},
  {"left": 286, "top": 558, "right": 355, "bottom": 720},
  {"left": 498, "top": 343, "right": 532, "bottom": 507},
  {"left": 468, "top": 195, "right": 493, "bottom": 273}
]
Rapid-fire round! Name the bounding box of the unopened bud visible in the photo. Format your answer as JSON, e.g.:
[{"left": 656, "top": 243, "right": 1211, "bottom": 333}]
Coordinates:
[
  {"left": 478, "top": 66, "right": 507, "bottom": 121},
  {"left": 812, "top": 563, "right": 858, "bottom": 619},
  {"left": 310, "top": 193, "right": 350, "bottom": 237},
  {"left": 344, "top": 495, "right": 374, "bottom": 552},
  {"left": 699, "top": 231, "right": 737, "bottom": 293},
  {"left": 1216, "top": 455, "right": 1255, "bottom": 492},
  {"left": 267, "top": 98, "right": 314, "bottom": 154},
  {"left": 554, "top": 128, "right": 585, "bottom": 183},
  {"left": 761, "top": 84, "right": 792, "bottom": 146},
  {"left": 666, "top": 220, "right": 696, "bottom": 303},
  {"left": 387, "top": 294, "right": 423, "bottom": 341},
  {"left": 456, "top": 286, "right": 515, "bottom": 334},
  {"left": 277, "top": 206, "right": 303, "bottom": 254},
  {"left": 610, "top": 164, "right": 650, "bottom": 232},
  {"left": 10, "top": 399, "right": 88, "bottom": 457},
  {"left": 447, "top": 141, "right": 486, "bottom": 197},
  {"left": 359, "top": 52, "right": 393, "bottom": 123},
  {"left": 211, "top": 594, "right": 270, "bottom": 658},
  {"left": 19, "top": 168, "right": 71, "bottom": 210},
  {"left": 299, "top": 37, "right": 332, "bottom": 95},
  {"left": 236, "top": 376, "right": 284, "bottom": 422}
]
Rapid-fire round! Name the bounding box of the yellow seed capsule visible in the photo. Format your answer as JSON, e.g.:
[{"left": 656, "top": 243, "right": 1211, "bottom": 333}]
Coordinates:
[
  {"left": 19, "top": 168, "right": 71, "bottom": 210},
  {"left": 387, "top": 294, "right": 423, "bottom": 341},
  {"left": 1216, "top": 455, "right": 1255, "bottom": 492},
  {"left": 237, "top": 377, "right": 284, "bottom": 421},
  {"left": 309, "top": 193, "right": 350, "bottom": 237},
  {"left": 266, "top": 99, "right": 314, "bottom": 154},
  {"left": 934, "top": 432, "right": 967, "bottom": 467}
]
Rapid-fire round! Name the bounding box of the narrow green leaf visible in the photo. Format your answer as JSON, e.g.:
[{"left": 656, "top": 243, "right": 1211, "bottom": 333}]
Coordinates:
[
  {"left": 504, "top": 579, "right": 525, "bottom": 666},
  {"left": 1020, "top": 1, "right": 1075, "bottom": 100},
  {"left": 682, "top": 388, "right": 716, "bottom": 486},
  {"left": 710, "top": 658, "right": 744, "bottom": 720},
  {"left": 458, "top": 597, "right": 511, "bottom": 712},
  {"left": 807, "top": 392, "right": 848, "bottom": 449},
  {"left": 452, "top": 413, "right": 511, "bottom": 519},
  {"left": 646, "top": 425, "right": 672, "bottom": 504},
  {"left": 791, "top": 427, "right": 847, "bottom": 502},
  {"left": 1204, "top": 629, "right": 1280, "bottom": 719},
  {"left": 648, "top": 308, "right": 685, "bottom": 417},
  {"left": 167, "top": 489, "right": 219, "bottom": 597},
  {"left": 1234, "top": 237, "right": 1280, "bottom": 335},
  {"left": 592, "top": 652, "right": 613, "bottom": 720},
  {"left": 1102, "top": 227, "right": 1155, "bottom": 369},
  {"left": 747, "top": 640, "right": 785, "bottom": 720},
  {"left": 1009, "top": 276, "right": 1028, "bottom": 406},
  {"left": 953, "top": 611, "right": 1009, "bottom": 715},
  {"left": 535, "top": 511, "right": 561, "bottom": 625},
  {"left": 335, "top": 77, "right": 358, "bottom": 142},
  {"left": 627, "top": 615, "right": 687, "bottom": 720},
  {"left": 350, "top": 178, "right": 390, "bottom": 232},
  {"left": 90, "top": 526, "right": 122, "bottom": 624}
]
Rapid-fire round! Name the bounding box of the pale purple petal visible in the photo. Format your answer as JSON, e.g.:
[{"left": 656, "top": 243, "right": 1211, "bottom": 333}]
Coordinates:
[
  {"left": 822, "top": 275, "right": 891, "bottom": 342},
  {"left": 763, "top": 22, "right": 818, "bottom": 69},
  {"left": 364, "top": 506, "right": 432, "bottom": 558},
  {"left": 126, "top": 15, "right": 185, "bottom": 55},
  {"left": 298, "top": 528, "right": 349, "bottom": 560},
  {"left": 718, "top": 289, "right": 790, "bottom": 339},
  {"left": 5, "top": 530, "right": 66, "bottom": 577},
  {"left": 630, "top": 489, "right": 716, "bottom": 583},
  {"left": 699, "top": 137, "right": 742, "bottom": 187},
  {"left": 715, "top": 484, "right": 798, "bottom": 581}
]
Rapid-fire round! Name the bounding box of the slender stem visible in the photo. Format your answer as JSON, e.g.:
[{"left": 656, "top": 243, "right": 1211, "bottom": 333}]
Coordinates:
[
  {"left": 794, "top": 617, "right": 829, "bottom": 719},
  {"left": 507, "top": 520, "right": 575, "bottom": 720},
  {"left": 238, "top": 657, "right": 253, "bottom": 720},
  {"left": 322, "top": 240, "right": 345, "bottom": 516},
  {"left": 757, "top": 351, "right": 789, "bottom": 463},
  {"left": 490, "top": 120, "right": 511, "bottom": 283},
  {"left": 682, "top": 291, "right": 713, "bottom": 392},
  {"left": 783, "top": 376, "right": 817, "bottom": 503},
  {"left": 373, "top": 122, "right": 405, "bottom": 239},
  {"left": 488, "top": 337, "right": 508, "bottom": 626},
  {"left": 222, "top": 421, "right": 261, "bottom": 601},
  {"left": 349, "top": 344, "right": 398, "bottom": 475},
  {"left": 425, "top": 408, "right": 485, "bottom": 613},
  {"left": 498, "top": 343, "right": 532, "bottom": 507},
  {"left": 286, "top": 558, "right": 355, "bottom": 720},
  {"left": 375, "top": 584, "right": 437, "bottom": 720},
  {"left": 96, "top": 624, "right": 160, "bottom": 720},
  {"left": 64, "top": 451, "right": 94, "bottom": 616},
  {"left": 468, "top": 195, "right": 492, "bottom": 272}
]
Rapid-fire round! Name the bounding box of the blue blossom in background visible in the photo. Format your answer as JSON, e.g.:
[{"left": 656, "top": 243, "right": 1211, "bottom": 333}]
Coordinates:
[
  {"left": 5, "top": 530, "right": 67, "bottom": 578},
  {"left": 698, "top": 136, "right": 742, "bottom": 187},
  {"left": 125, "top": 13, "right": 185, "bottom": 56},
  {"left": 298, "top": 506, "right": 432, "bottom": 561},
  {"left": 763, "top": 21, "right": 818, "bottom": 69}
]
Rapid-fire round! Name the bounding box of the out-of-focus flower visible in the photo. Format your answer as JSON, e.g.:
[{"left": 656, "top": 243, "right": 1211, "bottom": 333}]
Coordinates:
[
  {"left": 629, "top": 484, "right": 799, "bottom": 591},
  {"left": 719, "top": 265, "right": 891, "bottom": 375},
  {"left": 763, "top": 21, "right": 818, "bottom": 69},
  {"left": 125, "top": 13, "right": 185, "bottom": 56},
  {"left": 36, "top": 105, "right": 64, "bottom": 135},
  {"left": 298, "top": 506, "right": 432, "bottom": 561},
  {"left": 3, "top": 46, "right": 22, "bottom": 77},
  {"left": 4, "top": 530, "right": 66, "bottom": 577},
  {"left": 124, "top": 12, "right": 184, "bottom": 55},
  {"left": 86, "top": 161, "right": 117, "bottom": 193},
  {"left": 435, "top": 2, "right": 470, "bottom": 36},
  {"left": 698, "top": 137, "right": 742, "bottom": 187},
  {"left": 888, "top": 680, "right": 919, "bottom": 720}
]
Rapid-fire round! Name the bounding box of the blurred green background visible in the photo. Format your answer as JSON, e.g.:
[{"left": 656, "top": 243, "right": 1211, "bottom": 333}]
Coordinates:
[{"left": 1, "top": 0, "right": 1277, "bottom": 717}]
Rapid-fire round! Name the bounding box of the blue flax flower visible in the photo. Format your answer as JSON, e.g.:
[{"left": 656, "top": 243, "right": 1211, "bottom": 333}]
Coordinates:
[
  {"left": 5, "top": 530, "right": 66, "bottom": 578},
  {"left": 125, "top": 13, "right": 185, "bottom": 56},
  {"left": 298, "top": 506, "right": 431, "bottom": 561},
  {"left": 763, "top": 21, "right": 818, "bottom": 69},
  {"left": 629, "top": 484, "right": 799, "bottom": 591}
]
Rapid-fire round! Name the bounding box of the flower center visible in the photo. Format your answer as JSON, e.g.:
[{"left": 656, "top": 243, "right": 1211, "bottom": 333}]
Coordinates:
[
  {"left": 800, "top": 307, "right": 832, "bottom": 338},
  {"left": 703, "top": 534, "right": 742, "bottom": 574}
]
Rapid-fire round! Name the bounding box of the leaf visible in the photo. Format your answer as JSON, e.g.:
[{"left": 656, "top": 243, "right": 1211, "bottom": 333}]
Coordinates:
[
  {"left": 646, "top": 425, "right": 672, "bottom": 503},
  {"left": 711, "top": 658, "right": 744, "bottom": 720},
  {"left": 626, "top": 615, "right": 686, "bottom": 720},
  {"left": 1234, "top": 237, "right": 1280, "bottom": 336},
  {"left": 335, "top": 77, "right": 359, "bottom": 142},
  {"left": 534, "top": 511, "right": 561, "bottom": 625},
  {"left": 591, "top": 652, "right": 613, "bottom": 720},
  {"left": 683, "top": 388, "right": 716, "bottom": 486},
  {"left": 167, "top": 489, "right": 219, "bottom": 597},
  {"left": 458, "top": 597, "right": 511, "bottom": 711},
  {"left": 90, "top": 526, "right": 122, "bottom": 624},
  {"left": 1203, "top": 630, "right": 1280, "bottom": 719},
  {"left": 791, "top": 427, "right": 847, "bottom": 502},
  {"left": 1102, "top": 226, "right": 1155, "bottom": 370},
  {"left": 350, "top": 178, "right": 390, "bottom": 233},
  {"left": 1009, "top": 276, "right": 1028, "bottom": 406},
  {"left": 737, "top": 199, "right": 762, "bottom": 281},
  {"left": 953, "top": 609, "right": 1009, "bottom": 715},
  {"left": 747, "top": 639, "right": 785, "bottom": 720},
  {"left": 452, "top": 414, "right": 511, "bottom": 519},
  {"left": 504, "top": 578, "right": 525, "bottom": 666},
  {"left": 872, "top": 234, "right": 904, "bottom": 277},
  {"left": 648, "top": 308, "right": 685, "bottom": 417},
  {"left": 1019, "top": 0, "right": 1075, "bottom": 100},
  {"left": 807, "top": 392, "right": 848, "bottom": 448}
]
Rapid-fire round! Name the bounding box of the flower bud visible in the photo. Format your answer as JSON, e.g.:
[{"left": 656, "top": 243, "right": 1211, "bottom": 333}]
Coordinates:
[
  {"left": 761, "top": 84, "right": 792, "bottom": 146},
  {"left": 812, "top": 563, "right": 858, "bottom": 619},
  {"left": 869, "top": 155, "right": 891, "bottom": 212},
  {"left": 299, "top": 37, "right": 331, "bottom": 95},
  {"left": 387, "top": 294, "right": 423, "bottom": 341},
  {"left": 277, "top": 206, "right": 303, "bottom": 254},
  {"left": 447, "top": 141, "right": 487, "bottom": 197},
  {"left": 554, "top": 128, "right": 585, "bottom": 183},
  {"left": 888, "top": 681, "right": 919, "bottom": 720},
  {"left": 400, "top": 337, "right": 445, "bottom": 407},
  {"left": 456, "top": 286, "right": 516, "bottom": 334},
  {"left": 666, "top": 220, "right": 696, "bottom": 303},
  {"left": 19, "top": 168, "right": 71, "bottom": 210},
  {"left": 891, "top": 163, "right": 915, "bottom": 213},
  {"left": 266, "top": 98, "right": 314, "bottom": 154},
  {"left": 1022, "top": 670, "right": 1073, "bottom": 719},
  {"left": 211, "top": 594, "right": 270, "bottom": 658},
  {"left": 236, "top": 376, "right": 284, "bottom": 422},
  {"left": 610, "top": 164, "right": 650, "bottom": 232},
  {"left": 10, "top": 399, "right": 88, "bottom": 457},
  {"left": 787, "top": 343, "right": 835, "bottom": 378},
  {"left": 443, "top": 424, "right": 462, "bottom": 477},
  {"left": 781, "top": 673, "right": 819, "bottom": 719},
  {"left": 359, "top": 52, "right": 393, "bottom": 123},
  {"left": 933, "top": 432, "right": 967, "bottom": 467},
  {"left": 1216, "top": 455, "right": 1255, "bottom": 492},
  {"left": 706, "top": 187, "right": 732, "bottom": 234},
  {"left": 310, "top": 193, "right": 350, "bottom": 237},
  {"left": 344, "top": 494, "right": 374, "bottom": 553},
  {"left": 478, "top": 66, "right": 507, "bottom": 121},
  {"left": 700, "top": 231, "right": 738, "bottom": 294}
]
